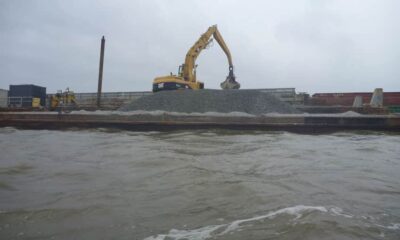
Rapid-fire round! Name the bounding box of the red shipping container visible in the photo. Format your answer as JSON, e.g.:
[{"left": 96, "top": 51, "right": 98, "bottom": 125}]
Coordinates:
[{"left": 310, "top": 92, "right": 400, "bottom": 106}]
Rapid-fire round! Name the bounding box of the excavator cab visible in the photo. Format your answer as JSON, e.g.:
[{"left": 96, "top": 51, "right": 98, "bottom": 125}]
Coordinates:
[{"left": 152, "top": 64, "right": 204, "bottom": 92}]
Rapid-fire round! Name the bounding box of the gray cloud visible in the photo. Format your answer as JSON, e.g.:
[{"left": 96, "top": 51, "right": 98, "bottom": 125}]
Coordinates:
[{"left": 0, "top": 0, "right": 399, "bottom": 93}]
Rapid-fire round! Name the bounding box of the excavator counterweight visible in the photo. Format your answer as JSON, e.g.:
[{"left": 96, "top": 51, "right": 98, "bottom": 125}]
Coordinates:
[{"left": 152, "top": 25, "right": 240, "bottom": 92}]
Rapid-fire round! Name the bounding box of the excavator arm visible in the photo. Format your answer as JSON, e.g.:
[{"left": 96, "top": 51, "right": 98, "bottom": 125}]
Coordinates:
[
  {"left": 181, "top": 25, "right": 240, "bottom": 89},
  {"left": 152, "top": 25, "right": 240, "bottom": 92}
]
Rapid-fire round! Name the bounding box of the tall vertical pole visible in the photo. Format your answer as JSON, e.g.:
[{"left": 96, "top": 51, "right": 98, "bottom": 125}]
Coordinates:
[{"left": 97, "top": 36, "right": 105, "bottom": 108}]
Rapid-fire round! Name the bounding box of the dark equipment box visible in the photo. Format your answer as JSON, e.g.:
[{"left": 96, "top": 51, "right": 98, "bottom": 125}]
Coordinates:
[{"left": 9, "top": 84, "right": 46, "bottom": 106}]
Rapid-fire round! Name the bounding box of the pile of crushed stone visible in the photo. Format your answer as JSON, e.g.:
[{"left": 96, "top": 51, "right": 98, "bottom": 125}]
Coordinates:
[{"left": 119, "top": 89, "right": 301, "bottom": 115}]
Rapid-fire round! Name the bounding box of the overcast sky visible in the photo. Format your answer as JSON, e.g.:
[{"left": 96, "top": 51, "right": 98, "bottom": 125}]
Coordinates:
[{"left": 0, "top": 0, "right": 399, "bottom": 93}]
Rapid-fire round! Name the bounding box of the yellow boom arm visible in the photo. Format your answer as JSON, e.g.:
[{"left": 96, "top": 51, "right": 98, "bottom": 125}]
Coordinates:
[
  {"left": 152, "top": 25, "right": 240, "bottom": 92},
  {"left": 181, "top": 25, "right": 235, "bottom": 84}
]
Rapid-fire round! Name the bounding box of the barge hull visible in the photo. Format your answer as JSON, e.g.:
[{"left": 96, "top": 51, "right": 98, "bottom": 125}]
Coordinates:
[{"left": 1, "top": 112, "right": 400, "bottom": 133}]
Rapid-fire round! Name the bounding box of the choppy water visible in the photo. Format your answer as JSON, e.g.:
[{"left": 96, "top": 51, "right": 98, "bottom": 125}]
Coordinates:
[{"left": 0, "top": 127, "right": 399, "bottom": 240}]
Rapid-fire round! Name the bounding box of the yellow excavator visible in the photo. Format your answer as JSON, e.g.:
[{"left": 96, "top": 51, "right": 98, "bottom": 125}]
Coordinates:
[
  {"left": 152, "top": 25, "right": 240, "bottom": 92},
  {"left": 50, "top": 88, "right": 77, "bottom": 111}
]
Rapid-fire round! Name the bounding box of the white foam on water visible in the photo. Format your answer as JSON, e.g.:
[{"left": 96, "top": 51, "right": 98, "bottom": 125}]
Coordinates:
[
  {"left": 143, "top": 225, "right": 223, "bottom": 240},
  {"left": 329, "top": 206, "right": 353, "bottom": 218},
  {"left": 143, "top": 205, "right": 327, "bottom": 240},
  {"left": 219, "top": 205, "right": 327, "bottom": 235},
  {"left": 144, "top": 206, "right": 399, "bottom": 240},
  {"left": 386, "top": 223, "right": 400, "bottom": 230},
  {"left": 376, "top": 223, "right": 400, "bottom": 230}
]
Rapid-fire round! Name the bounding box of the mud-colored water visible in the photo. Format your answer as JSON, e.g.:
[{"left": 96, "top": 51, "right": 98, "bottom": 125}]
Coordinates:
[{"left": 0, "top": 128, "right": 399, "bottom": 239}]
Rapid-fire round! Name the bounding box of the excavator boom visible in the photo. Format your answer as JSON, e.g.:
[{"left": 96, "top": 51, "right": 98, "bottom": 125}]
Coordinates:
[{"left": 152, "top": 25, "right": 240, "bottom": 92}]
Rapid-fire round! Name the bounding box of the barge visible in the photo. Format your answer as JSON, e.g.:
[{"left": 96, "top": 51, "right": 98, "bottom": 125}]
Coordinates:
[{"left": 1, "top": 112, "right": 399, "bottom": 133}]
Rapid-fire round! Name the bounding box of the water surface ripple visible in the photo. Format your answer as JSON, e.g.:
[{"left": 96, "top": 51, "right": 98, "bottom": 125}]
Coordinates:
[{"left": 0, "top": 128, "right": 399, "bottom": 239}]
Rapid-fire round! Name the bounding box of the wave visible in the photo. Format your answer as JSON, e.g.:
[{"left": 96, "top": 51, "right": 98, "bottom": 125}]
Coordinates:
[
  {"left": 143, "top": 205, "right": 400, "bottom": 240},
  {"left": 143, "top": 205, "right": 328, "bottom": 240}
]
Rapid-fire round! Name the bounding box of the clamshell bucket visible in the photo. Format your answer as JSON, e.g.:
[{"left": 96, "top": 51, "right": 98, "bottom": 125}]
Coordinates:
[{"left": 220, "top": 66, "right": 240, "bottom": 89}]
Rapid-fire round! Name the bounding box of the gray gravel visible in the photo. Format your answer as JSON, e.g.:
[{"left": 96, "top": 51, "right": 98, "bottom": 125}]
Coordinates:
[{"left": 119, "top": 89, "right": 301, "bottom": 114}]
